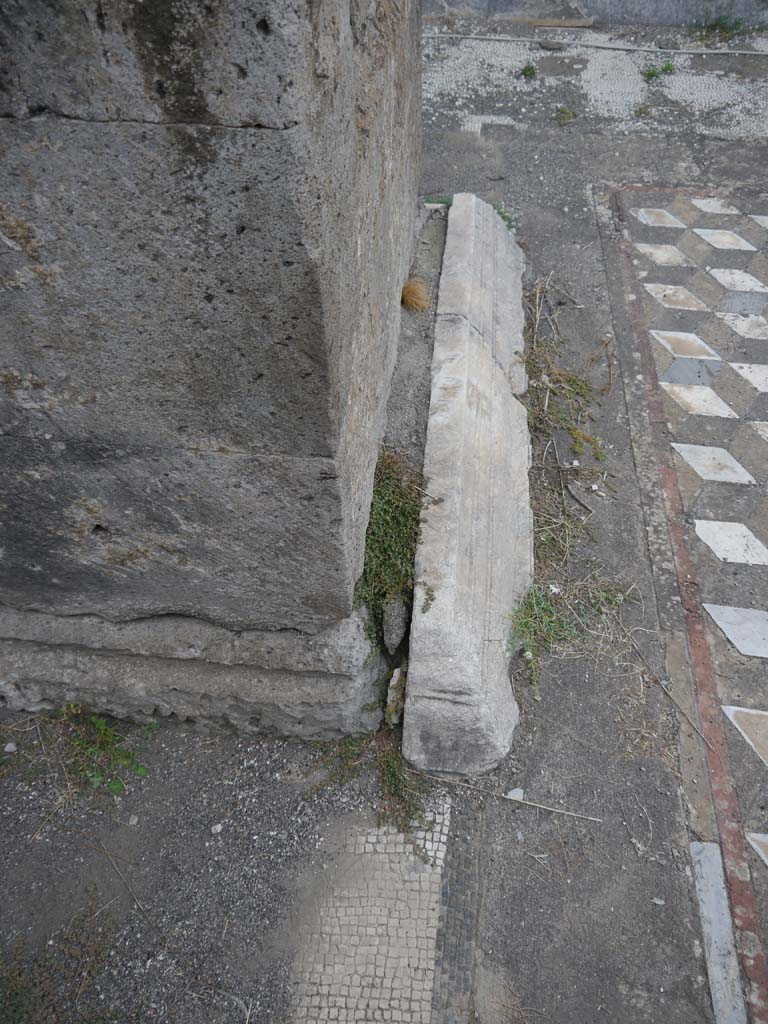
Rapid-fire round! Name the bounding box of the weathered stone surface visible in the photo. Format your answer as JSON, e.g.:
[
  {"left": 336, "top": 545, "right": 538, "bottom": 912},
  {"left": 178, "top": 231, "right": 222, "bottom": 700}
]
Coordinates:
[
  {"left": 0, "top": 0, "right": 421, "bottom": 634},
  {"left": 435, "top": 193, "right": 527, "bottom": 395},
  {"left": 382, "top": 598, "right": 409, "bottom": 655},
  {"left": 0, "top": 607, "right": 386, "bottom": 739},
  {"left": 403, "top": 194, "right": 533, "bottom": 777},
  {"left": 0, "top": 435, "right": 350, "bottom": 631}
]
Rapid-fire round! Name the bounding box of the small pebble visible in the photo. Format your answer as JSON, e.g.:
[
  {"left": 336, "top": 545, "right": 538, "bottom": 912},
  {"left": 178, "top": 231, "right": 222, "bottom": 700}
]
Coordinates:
[
  {"left": 128, "top": 814, "right": 139, "bottom": 827},
  {"left": 4, "top": 742, "right": 17, "bottom": 754},
  {"left": 211, "top": 823, "right": 223, "bottom": 834}
]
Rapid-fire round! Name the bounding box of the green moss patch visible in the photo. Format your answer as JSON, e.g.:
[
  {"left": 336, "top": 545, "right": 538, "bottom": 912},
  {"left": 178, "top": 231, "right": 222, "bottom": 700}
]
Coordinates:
[{"left": 357, "top": 450, "right": 423, "bottom": 644}]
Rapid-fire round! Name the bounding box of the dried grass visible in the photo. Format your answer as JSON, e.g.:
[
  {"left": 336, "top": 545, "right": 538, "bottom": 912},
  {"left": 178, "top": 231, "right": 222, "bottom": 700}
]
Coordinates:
[{"left": 401, "top": 277, "right": 430, "bottom": 312}]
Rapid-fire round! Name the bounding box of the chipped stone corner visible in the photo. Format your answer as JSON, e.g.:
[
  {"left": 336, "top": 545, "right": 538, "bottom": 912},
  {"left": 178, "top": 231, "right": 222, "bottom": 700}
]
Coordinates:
[{"left": 403, "top": 193, "right": 533, "bottom": 778}]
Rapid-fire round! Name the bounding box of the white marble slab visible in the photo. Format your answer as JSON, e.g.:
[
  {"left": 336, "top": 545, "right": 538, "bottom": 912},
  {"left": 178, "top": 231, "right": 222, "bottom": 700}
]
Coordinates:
[
  {"left": 659, "top": 383, "right": 737, "bottom": 418},
  {"left": 671, "top": 444, "right": 755, "bottom": 484},
  {"left": 695, "top": 520, "right": 768, "bottom": 565},
  {"left": 705, "top": 605, "right": 768, "bottom": 658}
]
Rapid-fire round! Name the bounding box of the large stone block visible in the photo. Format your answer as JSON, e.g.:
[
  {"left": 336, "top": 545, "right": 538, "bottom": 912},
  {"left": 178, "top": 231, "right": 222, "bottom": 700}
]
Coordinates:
[
  {"left": 403, "top": 195, "right": 533, "bottom": 777},
  {"left": 0, "top": 607, "right": 387, "bottom": 738},
  {"left": 0, "top": 0, "right": 421, "bottom": 633}
]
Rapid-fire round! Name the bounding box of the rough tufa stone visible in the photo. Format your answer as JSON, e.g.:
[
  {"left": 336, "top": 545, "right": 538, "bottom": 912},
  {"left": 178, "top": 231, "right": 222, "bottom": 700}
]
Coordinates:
[
  {"left": 402, "top": 194, "right": 533, "bottom": 777},
  {"left": 0, "top": 0, "right": 421, "bottom": 634},
  {"left": 0, "top": 606, "right": 386, "bottom": 739},
  {"left": 0, "top": 0, "right": 421, "bottom": 735}
]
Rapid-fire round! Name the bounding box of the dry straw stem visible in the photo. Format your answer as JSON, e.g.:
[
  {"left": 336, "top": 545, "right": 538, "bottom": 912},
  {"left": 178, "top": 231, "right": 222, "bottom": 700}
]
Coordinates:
[{"left": 401, "top": 277, "right": 430, "bottom": 312}]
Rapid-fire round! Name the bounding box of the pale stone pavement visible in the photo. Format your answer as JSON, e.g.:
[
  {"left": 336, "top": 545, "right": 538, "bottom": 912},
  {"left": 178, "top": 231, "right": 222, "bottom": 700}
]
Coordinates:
[{"left": 289, "top": 801, "right": 450, "bottom": 1023}]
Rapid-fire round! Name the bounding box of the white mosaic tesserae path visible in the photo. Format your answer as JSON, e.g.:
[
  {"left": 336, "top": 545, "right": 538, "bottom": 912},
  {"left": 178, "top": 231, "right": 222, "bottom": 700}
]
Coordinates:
[{"left": 289, "top": 799, "right": 451, "bottom": 1023}]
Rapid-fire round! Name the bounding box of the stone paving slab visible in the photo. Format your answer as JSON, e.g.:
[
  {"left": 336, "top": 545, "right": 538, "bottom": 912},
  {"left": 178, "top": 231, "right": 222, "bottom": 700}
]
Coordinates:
[{"left": 403, "top": 194, "right": 533, "bottom": 777}]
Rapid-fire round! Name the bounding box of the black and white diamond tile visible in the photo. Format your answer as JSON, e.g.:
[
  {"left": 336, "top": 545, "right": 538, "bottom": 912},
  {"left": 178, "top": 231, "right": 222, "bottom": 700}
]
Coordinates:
[{"left": 627, "top": 193, "right": 768, "bottom": 806}]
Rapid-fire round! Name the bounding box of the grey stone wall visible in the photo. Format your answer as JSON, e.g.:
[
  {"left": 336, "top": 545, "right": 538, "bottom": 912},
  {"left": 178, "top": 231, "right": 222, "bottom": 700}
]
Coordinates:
[{"left": 0, "top": 0, "right": 421, "bottom": 635}]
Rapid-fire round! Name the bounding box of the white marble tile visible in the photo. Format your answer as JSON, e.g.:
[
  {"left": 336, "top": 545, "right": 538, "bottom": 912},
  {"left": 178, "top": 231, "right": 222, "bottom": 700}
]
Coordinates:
[
  {"left": 631, "top": 207, "right": 687, "bottom": 228},
  {"left": 747, "top": 834, "right": 768, "bottom": 869},
  {"left": 723, "top": 706, "right": 768, "bottom": 765},
  {"left": 634, "top": 243, "right": 692, "bottom": 266},
  {"left": 715, "top": 312, "right": 768, "bottom": 340},
  {"left": 730, "top": 363, "right": 768, "bottom": 392},
  {"left": 693, "top": 229, "right": 756, "bottom": 251},
  {"left": 709, "top": 268, "right": 768, "bottom": 293},
  {"left": 695, "top": 520, "right": 768, "bottom": 564},
  {"left": 750, "top": 215, "right": 768, "bottom": 229},
  {"left": 705, "top": 605, "right": 768, "bottom": 658},
  {"left": 671, "top": 444, "right": 755, "bottom": 484},
  {"left": 751, "top": 422, "right": 768, "bottom": 444},
  {"left": 691, "top": 198, "right": 740, "bottom": 215},
  {"left": 643, "top": 283, "right": 708, "bottom": 310},
  {"left": 659, "top": 383, "right": 738, "bottom": 418},
  {"left": 650, "top": 329, "right": 720, "bottom": 359}
]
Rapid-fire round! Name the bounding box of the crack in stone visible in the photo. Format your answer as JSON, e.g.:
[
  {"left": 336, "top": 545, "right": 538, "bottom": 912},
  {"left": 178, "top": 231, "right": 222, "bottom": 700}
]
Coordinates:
[
  {"left": 436, "top": 311, "right": 515, "bottom": 382},
  {"left": 0, "top": 601, "right": 317, "bottom": 638},
  {"left": 0, "top": 110, "right": 300, "bottom": 131}
]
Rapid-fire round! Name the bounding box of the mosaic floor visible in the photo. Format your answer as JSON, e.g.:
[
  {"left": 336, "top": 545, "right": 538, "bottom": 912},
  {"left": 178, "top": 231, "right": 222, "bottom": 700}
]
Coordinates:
[{"left": 615, "top": 188, "right": 768, "bottom": 1022}]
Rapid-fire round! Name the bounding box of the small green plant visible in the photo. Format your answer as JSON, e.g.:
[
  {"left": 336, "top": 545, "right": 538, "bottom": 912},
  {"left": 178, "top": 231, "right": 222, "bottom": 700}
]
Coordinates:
[
  {"left": 420, "top": 583, "right": 436, "bottom": 614},
  {"left": 642, "top": 65, "right": 661, "bottom": 82},
  {"left": 356, "top": 450, "right": 423, "bottom": 644},
  {"left": 661, "top": 60, "right": 676, "bottom": 74},
  {"left": 0, "top": 907, "right": 115, "bottom": 1024},
  {"left": 522, "top": 284, "right": 604, "bottom": 461},
  {"left": 493, "top": 203, "right": 515, "bottom": 230},
  {"left": 510, "top": 580, "right": 632, "bottom": 697},
  {"left": 377, "top": 733, "right": 428, "bottom": 835},
  {"left": 316, "top": 735, "right": 371, "bottom": 789},
  {"left": 514, "top": 275, "right": 635, "bottom": 700},
  {"left": 61, "top": 704, "right": 153, "bottom": 795},
  {"left": 423, "top": 194, "right": 453, "bottom": 207},
  {"left": 555, "top": 106, "right": 576, "bottom": 126},
  {"left": 521, "top": 61, "right": 537, "bottom": 80},
  {"left": 0, "top": 963, "right": 36, "bottom": 1024},
  {"left": 509, "top": 584, "right": 578, "bottom": 690},
  {"left": 314, "top": 730, "right": 428, "bottom": 836},
  {"left": 634, "top": 104, "right": 652, "bottom": 117},
  {"left": 700, "top": 15, "right": 744, "bottom": 41}
]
